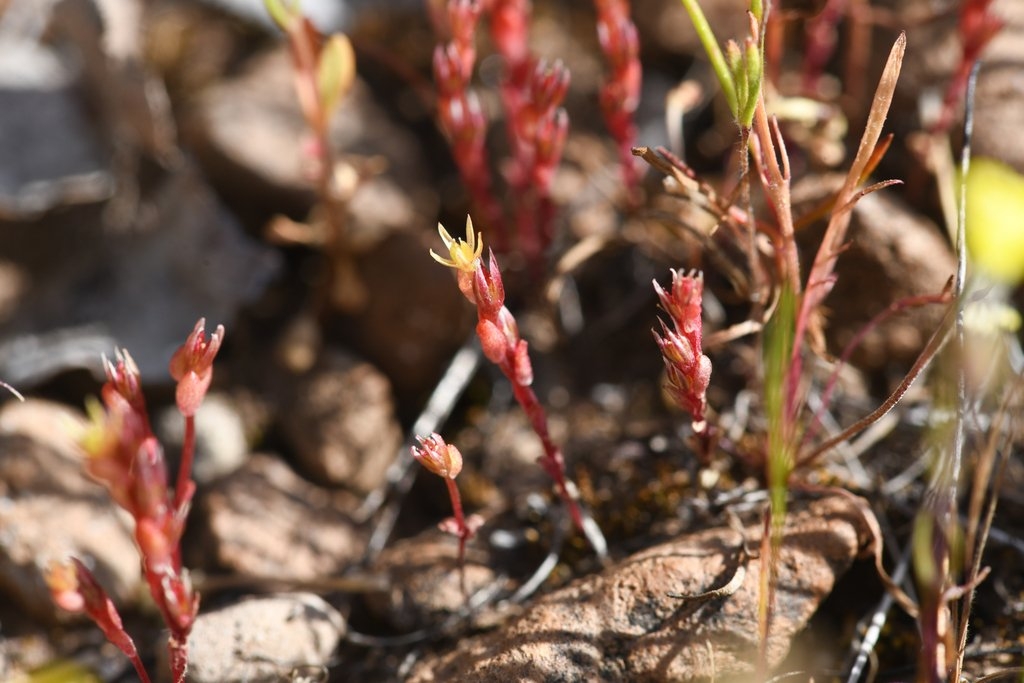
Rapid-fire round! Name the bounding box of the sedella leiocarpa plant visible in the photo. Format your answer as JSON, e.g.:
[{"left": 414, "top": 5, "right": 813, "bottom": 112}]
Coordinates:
[
  {"left": 431, "top": 216, "right": 607, "bottom": 557},
  {"left": 47, "top": 319, "right": 224, "bottom": 683}
]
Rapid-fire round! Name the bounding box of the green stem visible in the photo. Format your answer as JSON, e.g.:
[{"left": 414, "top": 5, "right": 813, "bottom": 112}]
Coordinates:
[{"left": 677, "top": 0, "right": 738, "bottom": 116}]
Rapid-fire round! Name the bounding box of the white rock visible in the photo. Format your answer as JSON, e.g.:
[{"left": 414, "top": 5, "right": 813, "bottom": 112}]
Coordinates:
[{"left": 181, "top": 593, "right": 345, "bottom": 683}]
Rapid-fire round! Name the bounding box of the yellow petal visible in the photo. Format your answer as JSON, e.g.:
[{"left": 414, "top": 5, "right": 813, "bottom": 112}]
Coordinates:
[{"left": 964, "top": 157, "right": 1024, "bottom": 285}]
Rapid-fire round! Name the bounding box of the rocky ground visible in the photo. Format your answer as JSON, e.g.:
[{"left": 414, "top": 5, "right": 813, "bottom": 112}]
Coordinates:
[{"left": 0, "top": 0, "right": 1022, "bottom": 681}]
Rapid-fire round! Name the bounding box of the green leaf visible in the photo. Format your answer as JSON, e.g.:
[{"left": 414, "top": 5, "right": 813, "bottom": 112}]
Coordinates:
[
  {"left": 264, "top": 0, "right": 299, "bottom": 30},
  {"left": 27, "top": 661, "right": 102, "bottom": 683},
  {"left": 678, "top": 0, "right": 738, "bottom": 117},
  {"left": 763, "top": 282, "right": 797, "bottom": 523},
  {"left": 317, "top": 34, "right": 356, "bottom": 119}
]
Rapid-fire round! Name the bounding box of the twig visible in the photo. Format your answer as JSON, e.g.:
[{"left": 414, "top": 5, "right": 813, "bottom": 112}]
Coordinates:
[
  {"left": 845, "top": 542, "right": 914, "bottom": 683},
  {"left": 509, "top": 506, "right": 568, "bottom": 604},
  {"left": 797, "top": 301, "right": 954, "bottom": 468},
  {"left": 344, "top": 578, "right": 505, "bottom": 648}
]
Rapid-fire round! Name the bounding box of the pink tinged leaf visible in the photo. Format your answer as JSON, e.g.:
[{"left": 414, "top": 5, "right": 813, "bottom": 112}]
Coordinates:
[
  {"left": 476, "top": 319, "right": 507, "bottom": 364},
  {"left": 132, "top": 437, "right": 169, "bottom": 519},
  {"left": 513, "top": 339, "right": 533, "bottom": 386},
  {"left": 472, "top": 251, "right": 506, "bottom": 318},
  {"left": 161, "top": 571, "right": 199, "bottom": 634},
  {"left": 136, "top": 517, "right": 174, "bottom": 569},
  {"left": 51, "top": 559, "right": 141, "bottom": 662}
]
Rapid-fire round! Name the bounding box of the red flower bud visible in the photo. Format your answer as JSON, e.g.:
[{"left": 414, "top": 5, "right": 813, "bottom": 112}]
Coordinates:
[
  {"left": 46, "top": 558, "right": 140, "bottom": 661},
  {"left": 412, "top": 433, "right": 464, "bottom": 479},
  {"left": 103, "top": 349, "right": 145, "bottom": 414},
  {"left": 169, "top": 318, "right": 224, "bottom": 417},
  {"left": 513, "top": 339, "right": 533, "bottom": 386},
  {"left": 472, "top": 250, "right": 506, "bottom": 318},
  {"left": 653, "top": 270, "right": 712, "bottom": 424}
]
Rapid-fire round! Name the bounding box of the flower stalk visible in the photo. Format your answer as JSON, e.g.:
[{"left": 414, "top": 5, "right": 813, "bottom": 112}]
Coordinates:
[
  {"left": 432, "top": 218, "right": 598, "bottom": 545},
  {"left": 593, "top": 0, "right": 642, "bottom": 196},
  {"left": 411, "top": 433, "right": 483, "bottom": 581}
]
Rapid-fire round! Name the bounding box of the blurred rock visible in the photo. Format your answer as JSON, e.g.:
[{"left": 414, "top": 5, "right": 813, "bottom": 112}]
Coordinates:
[
  {"left": 0, "top": 38, "right": 112, "bottom": 218},
  {"left": 0, "top": 168, "right": 280, "bottom": 385},
  {"left": 280, "top": 350, "right": 402, "bottom": 494},
  {"left": 408, "top": 494, "right": 869, "bottom": 682},
  {"left": 333, "top": 230, "right": 474, "bottom": 399},
  {"left": 794, "top": 186, "right": 955, "bottom": 373},
  {"left": 154, "top": 392, "right": 249, "bottom": 485},
  {"left": 193, "top": 453, "right": 366, "bottom": 580},
  {"left": 631, "top": 0, "right": 751, "bottom": 60},
  {"left": 0, "top": 400, "right": 140, "bottom": 621},
  {"left": 895, "top": 0, "right": 1024, "bottom": 173},
  {"left": 186, "top": 45, "right": 434, "bottom": 227},
  {"left": 176, "top": 592, "right": 345, "bottom": 683}
]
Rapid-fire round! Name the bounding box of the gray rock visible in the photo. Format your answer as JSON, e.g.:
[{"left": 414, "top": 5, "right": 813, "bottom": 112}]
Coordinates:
[
  {"left": 0, "top": 39, "right": 112, "bottom": 218},
  {"left": 365, "top": 529, "right": 498, "bottom": 633},
  {"left": 0, "top": 169, "right": 281, "bottom": 385},
  {"left": 178, "top": 592, "right": 345, "bottom": 683},
  {"left": 187, "top": 44, "right": 432, "bottom": 227}
]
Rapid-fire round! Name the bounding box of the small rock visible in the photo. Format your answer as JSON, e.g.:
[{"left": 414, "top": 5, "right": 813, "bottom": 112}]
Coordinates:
[
  {"left": 631, "top": 0, "right": 751, "bottom": 60},
  {"left": 193, "top": 454, "right": 366, "bottom": 580},
  {"left": 335, "top": 230, "right": 475, "bottom": 399},
  {"left": 154, "top": 392, "right": 248, "bottom": 485},
  {"left": 0, "top": 495, "right": 139, "bottom": 622},
  {"left": 895, "top": 0, "right": 1024, "bottom": 173},
  {"left": 408, "top": 494, "right": 869, "bottom": 682},
  {"left": 365, "top": 529, "right": 498, "bottom": 632},
  {"left": 0, "top": 399, "right": 90, "bottom": 494},
  {"left": 279, "top": 350, "right": 402, "bottom": 494},
  {"left": 178, "top": 592, "right": 345, "bottom": 683}
]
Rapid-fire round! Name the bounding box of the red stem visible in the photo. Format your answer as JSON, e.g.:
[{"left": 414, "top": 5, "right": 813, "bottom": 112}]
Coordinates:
[
  {"left": 174, "top": 415, "right": 195, "bottom": 513},
  {"left": 169, "top": 639, "right": 189, "bottom": 683},
  {"left": 510, "top": 381, "right": 584, "bottom": 532},
  {"left": 128, "top": 654, "right": 153, "bottom": 683},
  {"left": 445, "top": 477, "right": 468, "bottom": 566}
]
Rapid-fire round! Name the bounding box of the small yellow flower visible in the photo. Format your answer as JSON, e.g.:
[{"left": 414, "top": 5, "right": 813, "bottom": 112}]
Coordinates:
[{"left": 430, "top": 216, "right": 484, "bottom": 273}]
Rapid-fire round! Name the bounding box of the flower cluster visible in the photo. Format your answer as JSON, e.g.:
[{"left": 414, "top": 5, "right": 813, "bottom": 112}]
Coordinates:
[
  {"left": 510, "top": 59, "right": 570, "bottom": 262},
  {"left": 653, "top": 270, "right": 712, "bottom": 430},
  {"left": 593, "top": 0, "right": 642, "bottom": 195},
  {"left": 431, "top": 0, "right": 571, "bottom": 267},
  {"left": 432, "top": 0, "right": 504, "bottom": 243},
  {"left": 47, "top": 319, "right": 224, "bottom": 683}
]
